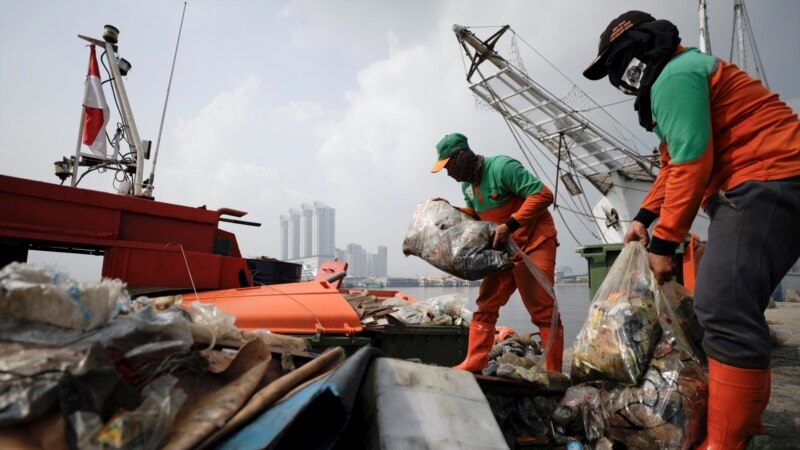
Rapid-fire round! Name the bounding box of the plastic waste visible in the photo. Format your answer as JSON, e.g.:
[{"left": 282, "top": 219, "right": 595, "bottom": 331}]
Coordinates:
[
  {"left": 72, "top": 375, "right": 187, "bottom": 449},
  {"left": 602, "top": 339, "right": 707, "bottom": 450},
  {"left": 188, "top": 301, "right": 239, "bottom": 347},
  {"left": 0, "top": 305, "right": 194, "bottom": 356},
  {"left": 388, "top": 304, "right": 427, "bottom": 325},
  {"left": 0, "top": 262, "right": 128, "bottom": 331},
  {"left": 571, "top": 242, "right": 660, "bottom": 385},
  {"left": 601, "top": 282, "right": 708, "bottom": 450},
  {"left": 402, "top": 199, "right": 514, "bottom": 280},
  {"left": 551, "top": 385, "right": 605, "bottom": 441},
  {"left": 0, "top": 342, "right": 106, "bottom": 426},
  {"left": 485, "top": 393, "right": 558, "bottom": 446},
  {"left": 388, "top": 293, "right": 472, "bottom": 326}
]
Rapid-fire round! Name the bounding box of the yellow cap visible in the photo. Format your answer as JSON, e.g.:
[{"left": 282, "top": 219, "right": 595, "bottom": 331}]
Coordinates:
[{"left": 431, "top": 156, "right": 451, "bottom": 173}]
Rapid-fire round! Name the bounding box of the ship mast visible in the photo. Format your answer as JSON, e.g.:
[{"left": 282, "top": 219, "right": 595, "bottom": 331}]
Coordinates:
[
  {"left": 731, "top": 0, "right": 769, "bottom": 88},
  {"left": 698, "top": 0, "right": 713, "bottom": 54},
  {"left": 453, "top": 25, "right": 658, "bottom": 243},
  {"left": 701, "top": 0, "right": 769, "bottom": 87},
  {"left": 66, "top": 26, "right": 150, "bottom": 197}
]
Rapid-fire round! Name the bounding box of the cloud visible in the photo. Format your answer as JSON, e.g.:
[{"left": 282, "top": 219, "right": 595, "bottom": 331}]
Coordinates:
[
  {"left": 161, "top": 75, "right": 264, "bottom": 203},
  {"left": 311, "top": 27, "right": 509, "bottom": 276},
  {"left": 155, "top": 74, "right": 321, "bottom": 258},
  {"left": 276, "top": 101, "right": 324, "bottom": 123}
]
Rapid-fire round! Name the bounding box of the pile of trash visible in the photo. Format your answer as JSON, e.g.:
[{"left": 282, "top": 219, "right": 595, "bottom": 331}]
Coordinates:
[
  {"left": 485, "top": 393, "right": 560, "bottom": 448},
  {"left": 343, "top": 292, "right": 473, "bottom": 330},
  {"left": 482, "top": 330, "right": 569, "bottom": 387},
  {"left": 0, "top": 262, "right": 343, "bottom": 449},
  {"left": 553, "top": 243, "right": 708, "bottom": 450},
  {"left": 402, "top": 199, "right": 514, "bottom": 280}
]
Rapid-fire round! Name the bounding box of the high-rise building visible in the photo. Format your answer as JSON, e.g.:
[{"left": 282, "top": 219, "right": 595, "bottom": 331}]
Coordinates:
[
  {"left": 376, "top": 245, "right": 388, "bottom": 277},
  {"left": 313, "top": 201, "right": 335, "bottom": 258},
  {"left": 300, "top": 203, "right": 313, "bottom": 258},
  {"left": 335, "top": 248, "right": 346, "bottom": 264},
  {"left": 280, "top": 202, "right": 336, "bottom": 277},
  {"left": 287, "top": 209, "right": 300, "bottom": 260},
  {"left": 278, "top": 215, "right": 289, "bottom": 260},
  {"left": 280, "top": 202, "right": 388, "bottom": 277},
  {"left": 333, "top": 244, "right": 388, "bottom": 278},
  {"left": 346, "top": 243, "right": 368, "bottom": 277},
  {"left": 367, "top": 253, "right": 376, "bottom": 277}
]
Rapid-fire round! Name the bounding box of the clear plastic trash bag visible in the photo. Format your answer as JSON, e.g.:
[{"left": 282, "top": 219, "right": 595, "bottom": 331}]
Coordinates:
[
  {"left": 603, "top": 282, "right": 708, "bottom": 450},
  {"left": 571, "top": 242, "right": 660, "bottom": 385},
  {"left": 402, "top": 199, "right": 514, "bottom": 280}
]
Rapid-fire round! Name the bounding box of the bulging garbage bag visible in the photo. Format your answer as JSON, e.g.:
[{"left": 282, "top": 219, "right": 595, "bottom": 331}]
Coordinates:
[
  {"left": 0, "top": 262, "right": 127, "bottom": 331},
  {"left": 402, "top": 199, "right": 513, "bottom": 280},
  {"left": 570, "top": 242, "right": 660, "bottom": 385},
  {"left": 602, "top": 337, "right": 707, "bottom": 450}
]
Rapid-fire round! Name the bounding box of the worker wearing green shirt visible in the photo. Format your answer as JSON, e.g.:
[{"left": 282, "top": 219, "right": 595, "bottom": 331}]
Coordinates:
[{"left": 432, "top": 133, "right": 563, "bottom": 373}]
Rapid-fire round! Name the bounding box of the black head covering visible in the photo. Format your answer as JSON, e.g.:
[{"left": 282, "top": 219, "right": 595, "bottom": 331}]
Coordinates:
[
  {"left": 604, "top": 19, "right": 681, "bottom": 131},
  {"left": 445, "top": 149, "right": 484, "bottom": 184}
]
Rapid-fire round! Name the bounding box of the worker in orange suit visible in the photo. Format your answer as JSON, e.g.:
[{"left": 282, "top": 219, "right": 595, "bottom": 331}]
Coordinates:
[
  {"left": 583, "top": 10, "right": 800, "bottom": 449},
  {"left": 431, "top": 132, "right": 564, "bottom": 373}
]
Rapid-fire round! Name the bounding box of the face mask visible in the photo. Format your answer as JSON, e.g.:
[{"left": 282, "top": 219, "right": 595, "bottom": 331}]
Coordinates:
[{"left": 616, "top": 57, "right": 647, "bottom": 96}]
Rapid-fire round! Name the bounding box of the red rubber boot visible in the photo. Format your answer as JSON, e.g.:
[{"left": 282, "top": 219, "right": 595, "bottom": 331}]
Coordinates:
[
  {"left": 698, "top": 357, "right": 770, "bottom": 449},
  {"left": 453, "top": 320, "right": 495, "bottom": 373},
  {"left": 539, "top": 325, "right": 564, "bottom": 372}
]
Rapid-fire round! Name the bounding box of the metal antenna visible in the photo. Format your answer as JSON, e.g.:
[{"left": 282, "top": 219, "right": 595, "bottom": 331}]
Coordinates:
[
  {"left": 698, "top": 0, "right": 713, "bottom": 54},
  {"left": 147, "top": 1, "right": 187, "bottom": 196}
]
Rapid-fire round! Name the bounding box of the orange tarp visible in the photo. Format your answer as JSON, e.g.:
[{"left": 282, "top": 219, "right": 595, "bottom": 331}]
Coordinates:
[{"left": 184, "top": 280, "right": 362, "bottom": 335}]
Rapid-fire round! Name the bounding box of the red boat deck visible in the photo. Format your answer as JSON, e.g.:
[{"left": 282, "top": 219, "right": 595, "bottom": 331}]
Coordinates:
[{"left": 0, "top": 174, "right": 252, "bottom": 292}]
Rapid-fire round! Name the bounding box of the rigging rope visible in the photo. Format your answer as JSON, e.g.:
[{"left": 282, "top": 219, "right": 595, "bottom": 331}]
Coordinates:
[
  {"left": 457, "top": 36, "right": 604, "bottom": 244},
  {"left": 455, "top": 26, "right": 684, "bottom": 244},
  {"left": 508, "top": 27, "right": 655, "bottom": 155}
]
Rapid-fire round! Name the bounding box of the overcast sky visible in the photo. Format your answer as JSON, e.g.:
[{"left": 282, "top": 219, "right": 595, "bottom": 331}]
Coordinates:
[{"left": 2, "top": 0, "right": 798, "bottom": 280}]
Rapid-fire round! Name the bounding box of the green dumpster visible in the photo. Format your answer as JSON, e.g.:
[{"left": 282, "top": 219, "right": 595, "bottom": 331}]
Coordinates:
[
  {"left": 297, "top": 324, "right": 469, "bottom": 366},
  {"left": 301, "top": 334, "right": 374, "bottom": 356},
  {"left": 577, "top": 240, "right": 687, "bottom": 301},
  {"left": 369, "top": 324, "right": 469, "bottom": 366}
]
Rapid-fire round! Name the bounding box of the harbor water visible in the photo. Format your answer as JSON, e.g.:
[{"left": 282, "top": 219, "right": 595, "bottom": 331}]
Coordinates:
[{"left": 397, "top": 284, "right": 591, "bottom": 347}]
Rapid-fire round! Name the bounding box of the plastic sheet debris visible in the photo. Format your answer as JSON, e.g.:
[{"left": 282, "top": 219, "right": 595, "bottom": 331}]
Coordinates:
[
  {"left": 402, "top": 199, "right": 514, "bottom": 280},
  {"left": 73, "top": 375, "right": 187, "bottom": 450},
  {"left": 485, "top": 394, "right": 559, "bottom": 448},
  {"left": 558, "top": 281, "right": 708, "bottom": 449},
  {"left": 388, "top": 294, "right": 472, "bottom": 327},
  {"left": 0, "top": 262, "right": 128, "bottom": 331},
  {"left": 0, "top": 262, "right": 322, "bottom": 450},
  {"left": 0, "top": 342, "right": 107, "bottom": 426},
  {"left": 482, "top": 331, "right": 570, "bottom": 388},
  {"left": 603, "top": 339, "right": 707, "bottom": 450},
  {"left": 0, "top": 305, "right": 194, "bottom": 354},
  {"left": 601, "top": 282, "right": 708, "bottom": 450},
  {"left": 187, "top": 301, "right": 240, "bottom": 349},
  {"left": 571, "top": 242, "right": 660, "bottom": 385},
  {"left": 552, "top": 385, "right": 605, "bottom": 442}
]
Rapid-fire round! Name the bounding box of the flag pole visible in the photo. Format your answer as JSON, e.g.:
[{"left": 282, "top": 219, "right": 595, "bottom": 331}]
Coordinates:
[
  {"left": 71, "top": 106, "right": 86, "bottom": 187},
  {"left": 146, "top": 1, "right": 188, "bottom": 197},
  {"left": 105, "top": 40, "right": 145, "bottom": 196}
]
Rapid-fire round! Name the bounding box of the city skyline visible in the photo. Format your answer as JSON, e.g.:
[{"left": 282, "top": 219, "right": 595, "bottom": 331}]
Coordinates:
[{"left": 280, "top": 201, "right": 388, "bottom": 277}]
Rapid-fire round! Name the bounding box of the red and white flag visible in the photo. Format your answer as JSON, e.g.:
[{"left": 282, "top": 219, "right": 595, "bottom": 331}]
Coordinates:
[{"left": 82, "top": 45, "right": 110, "bottom": 158}]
